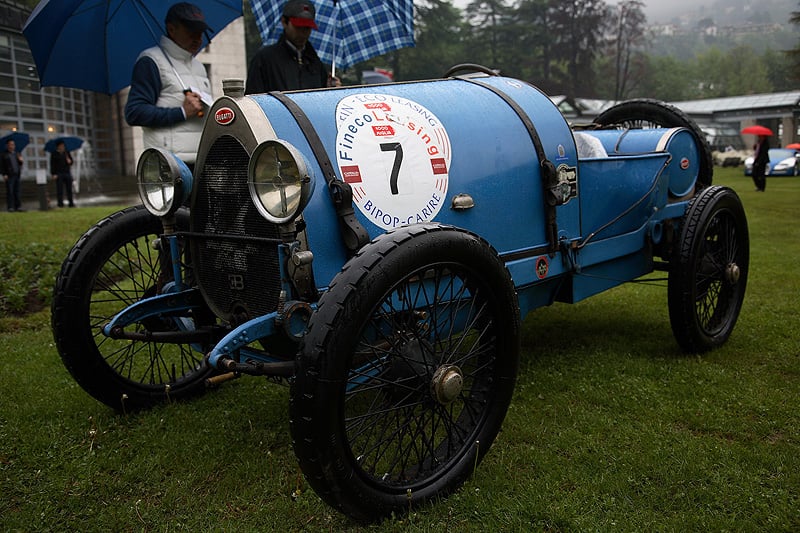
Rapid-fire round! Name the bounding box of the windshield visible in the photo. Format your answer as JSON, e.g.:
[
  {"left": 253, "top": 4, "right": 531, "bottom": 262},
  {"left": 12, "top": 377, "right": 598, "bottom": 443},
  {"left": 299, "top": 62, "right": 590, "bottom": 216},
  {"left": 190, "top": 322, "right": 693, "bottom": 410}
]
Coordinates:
[{"left": 769, "top": 149, "right": 796, "bottom": 160}]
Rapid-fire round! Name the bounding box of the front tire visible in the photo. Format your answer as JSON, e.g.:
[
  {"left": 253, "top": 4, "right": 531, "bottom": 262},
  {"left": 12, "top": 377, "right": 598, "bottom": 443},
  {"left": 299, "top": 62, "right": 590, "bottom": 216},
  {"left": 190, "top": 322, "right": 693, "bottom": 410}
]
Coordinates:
[
  {"left": 668, "top": 186, "right": 749, "bottom": 352},
  {"left": 51, "top": 206, "right": 215, "bottom": 411},
  {"left": 290, "top": 224, "right": 520, "bottom": 522}
]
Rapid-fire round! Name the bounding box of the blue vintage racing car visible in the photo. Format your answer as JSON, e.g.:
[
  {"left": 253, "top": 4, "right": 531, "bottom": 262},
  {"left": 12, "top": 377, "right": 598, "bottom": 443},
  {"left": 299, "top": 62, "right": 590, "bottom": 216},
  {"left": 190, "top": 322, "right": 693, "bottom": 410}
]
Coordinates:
[{"left": 52, "top": 66, "right": 749, "bottom": 522}]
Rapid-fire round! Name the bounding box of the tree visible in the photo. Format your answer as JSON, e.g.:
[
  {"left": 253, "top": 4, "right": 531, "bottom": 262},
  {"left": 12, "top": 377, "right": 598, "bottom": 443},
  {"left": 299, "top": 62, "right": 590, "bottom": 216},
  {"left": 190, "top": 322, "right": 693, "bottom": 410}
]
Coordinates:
[
  {"left": 546, "top": 0, "right": 612, "bottom": 97},
  {"left": 720, "top": 45, "right": 772, "bottom": 96},
  {"left": 396, "top": 0, "right": 468, "bottom": 81},
  {"left": 763, "top": 48, "right": 794, "bottom": 92},
  {"left": 787, "top": 3, "right": 800, "bottom": 83},
  {"left": 463, "top": 0, "right": 515, "bottom": 72},
  {"left": 696, "top": 17, "right": 715, "bottom": 31},
  {"left": 635, "top": 54, "right": 696, "bottom": 101},
  {"left": 514, "top": 0, "right": 557, "bottom": 90},
  {"left": 693, "top": 45, "right": 771, "bottom": 98},
  {"left": 609, "top": 0, "right": 647, "bottom": 101}
]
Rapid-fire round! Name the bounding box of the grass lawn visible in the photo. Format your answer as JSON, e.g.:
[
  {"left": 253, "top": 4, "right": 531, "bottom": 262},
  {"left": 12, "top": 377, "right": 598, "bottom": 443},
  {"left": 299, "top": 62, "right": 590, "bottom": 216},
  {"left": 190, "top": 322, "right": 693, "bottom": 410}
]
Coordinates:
[{"left": 1, "top": 168, "right": 798, "bottom": 531}]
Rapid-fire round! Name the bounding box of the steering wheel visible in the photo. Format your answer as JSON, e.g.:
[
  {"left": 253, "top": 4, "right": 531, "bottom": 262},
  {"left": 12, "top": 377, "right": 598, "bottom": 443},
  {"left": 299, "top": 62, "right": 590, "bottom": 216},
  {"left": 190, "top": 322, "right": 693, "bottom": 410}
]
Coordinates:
[{"left": 442, "top": 63, "right": 499, "bottom": 78}]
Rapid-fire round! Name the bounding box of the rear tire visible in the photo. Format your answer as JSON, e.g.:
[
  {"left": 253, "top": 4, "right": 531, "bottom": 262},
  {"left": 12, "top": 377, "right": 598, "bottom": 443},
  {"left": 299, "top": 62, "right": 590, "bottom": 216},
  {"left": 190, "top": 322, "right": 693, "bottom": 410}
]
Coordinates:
[
  {"left": 668, "top": 186, "right": 749, "bottom": 352},
  {"left": 52, "top": 206, "right": 215, "bottom": 411},
  {"left": 594, "top": 99, "right": 713, "bottom": 189}
]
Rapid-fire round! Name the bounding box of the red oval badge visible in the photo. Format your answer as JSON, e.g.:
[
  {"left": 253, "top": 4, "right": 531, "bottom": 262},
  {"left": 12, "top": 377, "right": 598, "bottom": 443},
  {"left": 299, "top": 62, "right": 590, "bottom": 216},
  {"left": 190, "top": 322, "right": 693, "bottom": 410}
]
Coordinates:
[
  {"left": 215, "top": 107, "right": 235, "bottom": 125},
  {"left": 535, "top": 256, "right": 549, "bottom": 279},
  {"left": 680, "top": 157, "right": 690, "bottom": 170}
]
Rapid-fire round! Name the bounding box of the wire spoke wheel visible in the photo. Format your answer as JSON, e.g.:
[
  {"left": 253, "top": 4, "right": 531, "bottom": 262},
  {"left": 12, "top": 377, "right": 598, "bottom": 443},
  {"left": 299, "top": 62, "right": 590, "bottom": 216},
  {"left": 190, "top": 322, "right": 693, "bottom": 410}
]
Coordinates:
[
  {"left": 668, "top": 186, "right": 749, "bottom": 352},
  {"left": 694, "top": 213, "right": 737, "bottom": 332},
  {"left": 291, "top": 224, "right": 519, "bottom": 522},
  {"left": 52, "top": 206, "right": 215, "bottom": 410},
  {"left": 344, "top": 263, "right": 498, "bottom": 485}
]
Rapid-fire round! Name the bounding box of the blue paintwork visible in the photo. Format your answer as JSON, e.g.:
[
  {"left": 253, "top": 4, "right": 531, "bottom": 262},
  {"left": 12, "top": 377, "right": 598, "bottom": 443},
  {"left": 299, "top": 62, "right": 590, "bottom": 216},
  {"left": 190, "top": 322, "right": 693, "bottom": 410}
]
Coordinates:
[
  {"left": 226, "top": 80, "right": 702, "bottom": 344},
  {"left": 248, "top": 77, "right": 577, "bottom": 288},
  {"left": 109, "top": 75, "right": 705, "bottom": 369},
  {"left": 102, "top": 288, "right": 202, "bottom": 336}
]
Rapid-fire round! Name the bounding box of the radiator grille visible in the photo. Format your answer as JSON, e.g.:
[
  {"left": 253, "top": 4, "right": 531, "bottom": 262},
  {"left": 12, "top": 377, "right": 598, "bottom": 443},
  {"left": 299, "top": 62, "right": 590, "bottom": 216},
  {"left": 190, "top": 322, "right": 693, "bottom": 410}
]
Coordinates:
[{"left": 192, "top": 135, "right": 281, "bottom": 322}]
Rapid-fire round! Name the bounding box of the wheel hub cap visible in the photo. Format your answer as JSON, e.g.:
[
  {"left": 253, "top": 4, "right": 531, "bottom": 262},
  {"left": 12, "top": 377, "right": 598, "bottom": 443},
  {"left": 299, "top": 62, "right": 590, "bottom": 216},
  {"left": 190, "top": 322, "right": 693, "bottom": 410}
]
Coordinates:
[
  {"left": 725, "top": 262, "right": 740, "bottom": 284},
  {"left": 431, "top": 365, "right": 463, "bottom": 405}
]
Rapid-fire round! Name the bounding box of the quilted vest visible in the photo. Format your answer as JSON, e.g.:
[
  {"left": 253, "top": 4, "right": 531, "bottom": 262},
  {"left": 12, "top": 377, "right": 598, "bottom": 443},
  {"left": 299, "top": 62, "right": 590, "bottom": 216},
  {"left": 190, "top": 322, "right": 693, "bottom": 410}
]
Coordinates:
[{"left": 139, "top": 36, "right": 210, "bottom": 164}]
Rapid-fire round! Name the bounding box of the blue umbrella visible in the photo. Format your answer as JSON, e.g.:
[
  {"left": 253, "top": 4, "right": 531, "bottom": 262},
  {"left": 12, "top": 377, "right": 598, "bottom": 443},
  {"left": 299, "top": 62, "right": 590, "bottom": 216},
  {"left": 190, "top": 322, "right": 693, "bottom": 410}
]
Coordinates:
[
  {"left": 22, "top": 0, "right": 243, "bottom": 95},
  {"left": 45, "top": 136, "right": 84, "bottom": 153},
  {"left": 251, "top": 0, "right": 414, "bottom": 75},
  {"left": 0, "top": 131, "right": 30, "bottom": 152}
]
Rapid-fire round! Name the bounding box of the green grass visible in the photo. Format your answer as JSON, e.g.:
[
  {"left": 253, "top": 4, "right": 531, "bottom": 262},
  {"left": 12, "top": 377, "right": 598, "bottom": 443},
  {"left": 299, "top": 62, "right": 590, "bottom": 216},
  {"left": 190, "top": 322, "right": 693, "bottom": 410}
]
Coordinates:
[
  {"left": 1, "top": 170, "right": 799, "bottom": 531},
  {"left": 0, "top": 206, "right": 127, "bottom": 316}
]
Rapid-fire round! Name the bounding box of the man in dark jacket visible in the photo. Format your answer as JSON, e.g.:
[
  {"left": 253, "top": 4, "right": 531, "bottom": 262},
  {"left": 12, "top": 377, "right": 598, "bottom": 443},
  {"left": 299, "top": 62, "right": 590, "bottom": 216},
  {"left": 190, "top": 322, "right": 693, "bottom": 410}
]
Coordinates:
[
  {"left": 1, "top": 138, "right": 23, "bottom": 212},
  {"left": 50, "top": 140, "right": 75, "bottom": 207},
  {"left": 245, "top": 0, "right": 336, "bottom": 94},
  {"left": 751, "top": 134, "right": 770, "bottom": 192}
]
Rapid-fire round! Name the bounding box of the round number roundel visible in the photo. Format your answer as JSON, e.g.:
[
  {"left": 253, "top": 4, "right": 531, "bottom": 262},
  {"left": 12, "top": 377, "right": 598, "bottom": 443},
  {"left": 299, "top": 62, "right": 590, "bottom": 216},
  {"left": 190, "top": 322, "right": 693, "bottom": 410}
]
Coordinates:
[{"left": 335, "top": 94, "right": 451, "bottom": 230}]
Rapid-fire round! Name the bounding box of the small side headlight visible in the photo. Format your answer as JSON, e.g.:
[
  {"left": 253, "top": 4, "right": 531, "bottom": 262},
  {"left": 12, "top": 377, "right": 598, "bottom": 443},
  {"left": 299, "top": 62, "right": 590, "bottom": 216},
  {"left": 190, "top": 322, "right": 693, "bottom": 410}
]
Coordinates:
[
  {"left": 136, "top": 148, "right": 193, "bottom": 217},
  {"left": 248, "top": 140, "right": 314, "bottom": 224}
]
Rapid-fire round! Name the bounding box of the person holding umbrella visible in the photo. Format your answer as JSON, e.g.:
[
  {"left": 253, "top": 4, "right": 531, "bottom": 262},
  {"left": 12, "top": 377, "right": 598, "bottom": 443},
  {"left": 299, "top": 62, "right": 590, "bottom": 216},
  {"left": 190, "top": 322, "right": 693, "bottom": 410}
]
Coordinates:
[
  {"left": 1, "top": 138, "right": 24, "bottom": 212},
  {"left": 50, "top": 140, "right": 75, "bottom": 208},
  {"left": 245, "top": 0, "right": 338, "bottom": 94},
  {"left": 752, "top": 134, "right": 770, "bottom": 192},
  {"left": 125, "top": 2, "right": 212, "bottom": 168}
]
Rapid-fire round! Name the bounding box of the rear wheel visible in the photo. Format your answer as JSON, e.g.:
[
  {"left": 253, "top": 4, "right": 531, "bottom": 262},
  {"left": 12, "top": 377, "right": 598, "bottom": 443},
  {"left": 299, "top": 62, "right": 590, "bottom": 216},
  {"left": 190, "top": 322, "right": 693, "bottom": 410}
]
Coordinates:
[
  {"left": 594, "top": 99, "right": 713, "bottom": 188},
  {"left": 51, "top": 206, "right": 215, "bottom": 411},
  {"left": 668, "top": 186, "right": 749, "bottom": 352},
  {"left": 291, "top": 224, "right": 520, "bottom": 522}
]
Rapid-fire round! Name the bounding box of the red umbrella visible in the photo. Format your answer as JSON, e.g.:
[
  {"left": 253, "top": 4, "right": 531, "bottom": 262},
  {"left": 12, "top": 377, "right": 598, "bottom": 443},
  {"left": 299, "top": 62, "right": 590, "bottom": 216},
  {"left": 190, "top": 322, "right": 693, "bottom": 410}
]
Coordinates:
[
  {"left": 785, "top": 143, "right": 800, "bottom": 150},
  {"left": 741, "top": 125, "right": 773, "bottom": 136}
]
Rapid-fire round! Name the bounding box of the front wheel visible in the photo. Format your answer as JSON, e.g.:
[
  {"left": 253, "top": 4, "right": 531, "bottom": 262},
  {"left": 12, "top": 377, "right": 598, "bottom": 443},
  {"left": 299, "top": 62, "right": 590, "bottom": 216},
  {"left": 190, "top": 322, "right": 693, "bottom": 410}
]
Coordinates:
[
  {"left": 51, "top": 205, "right": 216, "bottom": 411},
  {"left": 290, "top": 224, "right": 520, "bottom": 522},
  {"left": 668, "top": 186, "right": 749, "bottom": 352}
]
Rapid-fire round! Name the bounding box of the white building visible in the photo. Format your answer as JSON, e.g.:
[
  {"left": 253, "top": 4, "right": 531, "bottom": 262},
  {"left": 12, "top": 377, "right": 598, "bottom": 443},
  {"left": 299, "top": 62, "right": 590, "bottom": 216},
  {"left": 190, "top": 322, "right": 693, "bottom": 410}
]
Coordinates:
[{"left": 0, "top": 0, "right": 247, "bottom": 200}]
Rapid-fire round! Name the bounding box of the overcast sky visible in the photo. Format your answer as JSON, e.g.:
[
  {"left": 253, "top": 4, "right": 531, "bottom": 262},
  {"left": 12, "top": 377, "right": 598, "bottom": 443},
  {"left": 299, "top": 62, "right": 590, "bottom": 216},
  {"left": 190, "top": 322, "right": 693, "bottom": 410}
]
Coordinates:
[{"left": 450, "top": 0, "right": 713, "bottom": 24}]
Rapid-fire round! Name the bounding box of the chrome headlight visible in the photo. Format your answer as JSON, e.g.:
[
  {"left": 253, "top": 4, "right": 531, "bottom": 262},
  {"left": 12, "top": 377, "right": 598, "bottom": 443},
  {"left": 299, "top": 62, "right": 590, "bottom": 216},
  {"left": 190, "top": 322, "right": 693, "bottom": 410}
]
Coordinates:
[
  {"left": 248, "top": 140, "right": 314, "bottom": 224},
  {"left": 136, "top": 148, "right": 193, "bottom": 217}
]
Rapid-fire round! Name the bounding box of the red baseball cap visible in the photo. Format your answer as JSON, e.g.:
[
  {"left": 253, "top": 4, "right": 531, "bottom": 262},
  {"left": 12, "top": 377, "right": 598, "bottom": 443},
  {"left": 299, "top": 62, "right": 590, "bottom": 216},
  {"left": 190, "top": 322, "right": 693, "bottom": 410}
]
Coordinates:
[{"left": 284, "top": 0, "right": 318, "bottom": 29}]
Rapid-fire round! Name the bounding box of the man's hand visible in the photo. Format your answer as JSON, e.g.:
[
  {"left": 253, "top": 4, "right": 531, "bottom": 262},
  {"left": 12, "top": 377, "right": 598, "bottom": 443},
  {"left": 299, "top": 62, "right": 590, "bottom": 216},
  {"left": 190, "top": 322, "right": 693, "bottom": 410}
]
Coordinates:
[{"left": 182, "top": 91, "right": 204, "bottom": 118}]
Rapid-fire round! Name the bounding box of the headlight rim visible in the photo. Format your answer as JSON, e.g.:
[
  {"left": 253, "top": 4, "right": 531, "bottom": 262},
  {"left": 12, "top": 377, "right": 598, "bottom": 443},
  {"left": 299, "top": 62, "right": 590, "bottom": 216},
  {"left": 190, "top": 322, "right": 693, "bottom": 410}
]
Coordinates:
[
  {"left": 136, "top": 147, "right": 191, "bottom": 218},
  {"left": 247, "top": 139, "right": 314, "bottom": 225}
]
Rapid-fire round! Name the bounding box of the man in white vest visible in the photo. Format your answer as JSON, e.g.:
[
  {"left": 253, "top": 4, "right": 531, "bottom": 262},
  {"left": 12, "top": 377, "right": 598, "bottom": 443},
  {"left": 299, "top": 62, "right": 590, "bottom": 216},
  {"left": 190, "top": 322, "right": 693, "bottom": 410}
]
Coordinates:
[{"left": 125, "top": 3, "right": 211, "bottom": 168}]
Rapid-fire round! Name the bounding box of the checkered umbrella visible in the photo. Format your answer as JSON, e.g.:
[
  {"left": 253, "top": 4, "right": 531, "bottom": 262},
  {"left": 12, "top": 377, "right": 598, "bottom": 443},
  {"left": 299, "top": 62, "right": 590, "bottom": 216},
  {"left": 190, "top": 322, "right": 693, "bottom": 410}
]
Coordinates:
[{"left": 251, "top": 0, "right": 414, "bottom": 74}]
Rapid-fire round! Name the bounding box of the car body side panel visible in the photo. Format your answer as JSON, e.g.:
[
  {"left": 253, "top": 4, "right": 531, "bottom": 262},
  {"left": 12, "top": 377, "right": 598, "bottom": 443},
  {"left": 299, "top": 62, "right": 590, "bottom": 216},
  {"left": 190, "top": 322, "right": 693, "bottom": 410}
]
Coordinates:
[
  {"left": 195, "top": 80, "right": 701, "bottom": 315},
  {"left": 246, "top": 77, "right": 577, "bottom": 289}
]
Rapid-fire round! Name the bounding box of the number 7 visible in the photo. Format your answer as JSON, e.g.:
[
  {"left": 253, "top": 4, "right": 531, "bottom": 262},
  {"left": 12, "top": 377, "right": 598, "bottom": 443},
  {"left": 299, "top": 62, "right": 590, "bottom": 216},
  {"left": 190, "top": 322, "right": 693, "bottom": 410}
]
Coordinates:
[{"left": 380, "top": 142, "right": 403, "bottom": 195}]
